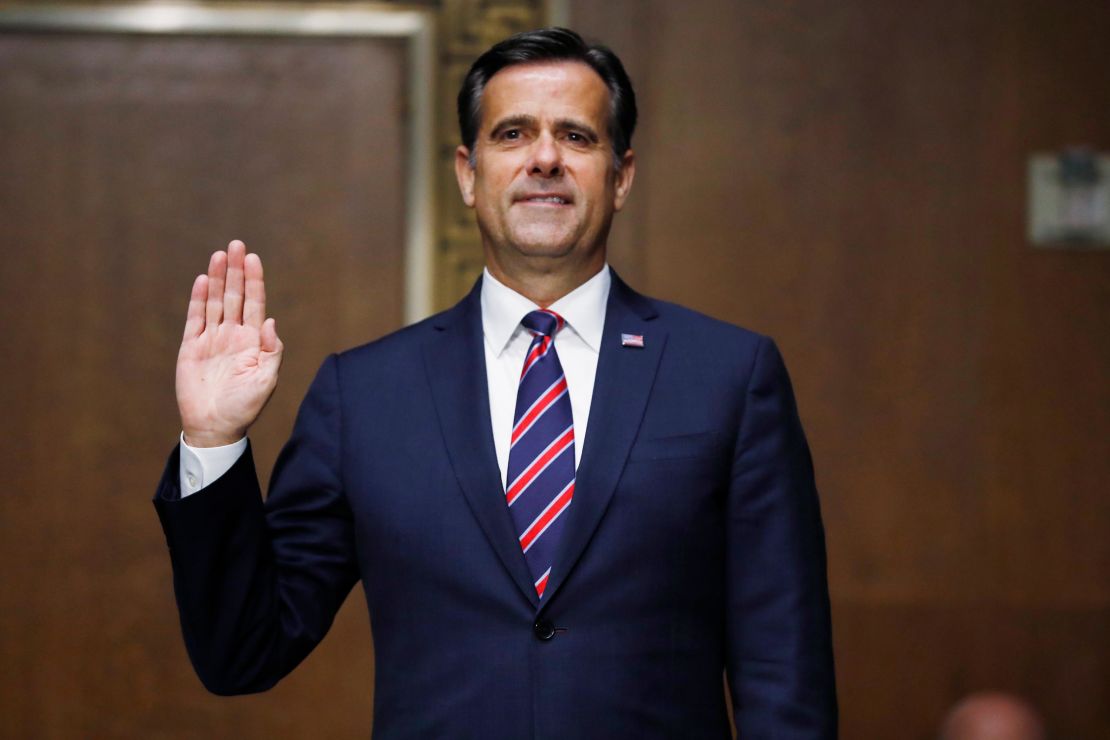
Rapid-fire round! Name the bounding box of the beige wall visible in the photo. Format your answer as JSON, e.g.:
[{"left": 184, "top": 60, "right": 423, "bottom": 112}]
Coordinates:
[{"left": 571, "top": 1, "right": 1110, "bottom": 738}]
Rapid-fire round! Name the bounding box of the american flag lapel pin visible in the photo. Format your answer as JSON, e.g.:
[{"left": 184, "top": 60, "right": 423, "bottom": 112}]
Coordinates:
[{"left": 621, "top": 333, "right": 645, "bottom": 348}]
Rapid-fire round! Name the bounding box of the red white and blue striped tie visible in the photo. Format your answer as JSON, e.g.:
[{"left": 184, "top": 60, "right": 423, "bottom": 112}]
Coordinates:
[{"left": 506, "top": 309, "right": 575, "bottom": 599}]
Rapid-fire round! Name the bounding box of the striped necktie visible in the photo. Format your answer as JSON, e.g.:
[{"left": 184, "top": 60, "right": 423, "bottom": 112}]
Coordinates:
[{"left": 506, "top": 309, "right": 575, "bottom": 599}]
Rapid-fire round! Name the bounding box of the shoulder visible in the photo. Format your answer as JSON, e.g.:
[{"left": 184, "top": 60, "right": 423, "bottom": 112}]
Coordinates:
[
  {"left": 334, "top": 312, "right": 440, "bottom": 366},
  {"left": 334, "top": 281, "right": 478, "bottom": 372},
  {"left": 610, "top": 270, "right": 769, "bottom": 358},
  {"left": 639, "top": 293, "right": 771, "bottom": 365},
  {"left": 325, "top": 311, "right": 458, "bottom": 397},
  {"left": 633, "top": 293, "right": 800, "bottom": 421}
]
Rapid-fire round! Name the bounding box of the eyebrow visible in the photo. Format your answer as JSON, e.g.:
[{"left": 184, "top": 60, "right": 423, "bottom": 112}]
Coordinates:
[{"left": 489, "top": 115, "right": 537, "bottom": 138}]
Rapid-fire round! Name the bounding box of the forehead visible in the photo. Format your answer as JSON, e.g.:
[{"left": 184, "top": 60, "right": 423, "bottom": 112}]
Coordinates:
[{"left": 480, "top": 61, "right": 610, "bottom": 131}]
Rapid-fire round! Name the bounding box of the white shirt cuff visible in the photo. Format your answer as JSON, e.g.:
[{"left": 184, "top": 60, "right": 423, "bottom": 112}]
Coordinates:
[{"left": 178, "top": 432, "right": 248, "bottom": 497}]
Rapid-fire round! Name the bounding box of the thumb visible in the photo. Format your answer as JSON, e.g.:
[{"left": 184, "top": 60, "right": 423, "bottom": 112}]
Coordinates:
[{"left": 260, "top": 317, "right": 283, "bottom": 354}]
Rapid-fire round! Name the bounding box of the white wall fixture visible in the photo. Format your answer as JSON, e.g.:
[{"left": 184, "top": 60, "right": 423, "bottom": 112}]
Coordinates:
[{"left": 1028, "top": 148, "right": 1110, "bottom": 249}]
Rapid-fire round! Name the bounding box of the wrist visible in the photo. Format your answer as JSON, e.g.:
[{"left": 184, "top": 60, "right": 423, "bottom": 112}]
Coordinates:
[{"left": 182, "top": 429, "right": 245, "bottom": 448}]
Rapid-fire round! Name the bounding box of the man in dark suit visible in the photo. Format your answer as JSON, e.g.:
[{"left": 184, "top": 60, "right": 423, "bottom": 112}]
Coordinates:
[{"left": 156, "top": 28, "right": 837, "bottom": 738}]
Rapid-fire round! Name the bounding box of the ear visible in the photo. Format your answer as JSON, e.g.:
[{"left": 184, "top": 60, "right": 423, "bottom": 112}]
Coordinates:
[
  {"left": 455, "top": 145, "right": 476, "bottom": 207},
  {"left": 613, "top": 149, "right": 636, "bottom": 212}
]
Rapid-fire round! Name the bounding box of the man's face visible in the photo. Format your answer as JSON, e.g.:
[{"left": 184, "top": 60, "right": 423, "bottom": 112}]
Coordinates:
[{"left": 455, "top": 61, "right": 635, "bottom": 281}]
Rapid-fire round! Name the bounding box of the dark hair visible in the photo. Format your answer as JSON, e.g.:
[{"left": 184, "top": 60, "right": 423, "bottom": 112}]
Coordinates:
[{"left": 457, "top": 27, "right": 637, "bottom": 168}]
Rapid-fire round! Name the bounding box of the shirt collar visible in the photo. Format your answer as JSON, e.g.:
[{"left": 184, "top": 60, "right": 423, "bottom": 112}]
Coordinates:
[{"left": 481, "top": 264, "right": 611, "bottom": 357}]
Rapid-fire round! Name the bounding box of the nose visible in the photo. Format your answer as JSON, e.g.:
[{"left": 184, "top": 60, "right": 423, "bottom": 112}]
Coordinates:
[{"left": 527, "top": 132, "right": 563, "bottom": 178}]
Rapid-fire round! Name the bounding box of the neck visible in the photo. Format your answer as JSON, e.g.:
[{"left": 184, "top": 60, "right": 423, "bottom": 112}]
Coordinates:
[{"left": 485, "top": 255, "right": 605, "bottom": 308}]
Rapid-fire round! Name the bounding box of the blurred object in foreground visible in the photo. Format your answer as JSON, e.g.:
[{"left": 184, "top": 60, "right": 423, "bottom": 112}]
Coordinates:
[{"left": 939, "top": 691, "right": 1047, "bottom": 740}]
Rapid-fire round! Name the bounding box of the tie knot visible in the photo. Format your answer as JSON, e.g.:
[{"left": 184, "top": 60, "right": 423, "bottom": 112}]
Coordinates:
[{"left": 522, "top": 309, "right": 564, "bottom": 338}]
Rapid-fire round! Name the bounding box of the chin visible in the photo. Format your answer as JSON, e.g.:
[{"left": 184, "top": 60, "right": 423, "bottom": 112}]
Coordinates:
[{"left": 506, "top": 228, "right": 578, "bottom": 258}]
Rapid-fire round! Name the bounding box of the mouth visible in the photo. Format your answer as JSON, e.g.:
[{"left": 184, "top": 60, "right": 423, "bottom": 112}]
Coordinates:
[{"left": 515, "top": 194, "right": 573, "bottom": 206}]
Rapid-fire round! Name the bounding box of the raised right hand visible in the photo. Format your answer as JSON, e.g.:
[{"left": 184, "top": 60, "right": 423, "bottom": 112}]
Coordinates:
[{"left": 176, "top": 240, "right": 284, "bottom": 447}]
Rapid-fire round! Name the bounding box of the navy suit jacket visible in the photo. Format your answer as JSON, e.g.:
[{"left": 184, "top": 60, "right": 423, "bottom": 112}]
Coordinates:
[{"left": 154, "top": 272, "right": 837, "bottom": 738}]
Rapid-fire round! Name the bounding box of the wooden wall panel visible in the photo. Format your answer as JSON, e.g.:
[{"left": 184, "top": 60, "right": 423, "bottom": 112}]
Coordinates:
[
  {"left": 572, "top": 1, "right": 1110, "bottom": 737},
  {"left": 3, "top": 2, "right": 1108, "bottom": 737},
  {"left": 0, "top": 32, "right": 407, "bottom": 737}
]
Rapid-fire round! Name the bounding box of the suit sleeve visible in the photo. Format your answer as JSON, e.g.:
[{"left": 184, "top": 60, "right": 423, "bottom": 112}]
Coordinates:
[
  {"left": 725, "top": 337, "right": 838, "bottom": 737},
  {"left": 153, "top": 354, "right": 360, "bottom": 695}
]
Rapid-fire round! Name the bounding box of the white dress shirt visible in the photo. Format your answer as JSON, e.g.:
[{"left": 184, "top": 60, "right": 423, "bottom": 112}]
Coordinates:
[{"left": 179, "top": 265, "right": 611, "bottom": 495}]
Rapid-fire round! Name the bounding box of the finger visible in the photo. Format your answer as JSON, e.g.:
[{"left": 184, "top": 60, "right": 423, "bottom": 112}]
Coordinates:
[
  {"left": 243, "top": 252, "right": 266, "bottom": 330},
  {"left": 260, "top": 317, "right": 281, "bottom": 354},
  {"left": 223, "top": 240, "right": 246, "bottom": 325},
  {"left": 205, "top": 250, "right": 227, "bottom": 327},
  {"left": 183, "top": 274, "right": 208, "bottom": 340}
]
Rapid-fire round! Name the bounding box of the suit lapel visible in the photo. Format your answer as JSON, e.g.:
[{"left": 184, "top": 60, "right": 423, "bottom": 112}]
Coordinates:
[
  {"left": 538, "top": 272, "right": 666, "bottom": 611},
  {"left": 423, "top": 279, "right": 540, "bottom": 609}
]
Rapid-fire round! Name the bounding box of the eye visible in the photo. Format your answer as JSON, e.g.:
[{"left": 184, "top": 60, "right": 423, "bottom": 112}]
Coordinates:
[
  {"left": 563, "top": 130, "right": 596, "bottom": 147},
  {"left": 501, "top": 129, "right": 521, "bottom": 140}
]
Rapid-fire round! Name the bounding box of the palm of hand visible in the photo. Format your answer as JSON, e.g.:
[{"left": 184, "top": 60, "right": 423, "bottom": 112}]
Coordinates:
[
  {"left": 177, "top": 323, "right": 279, "bottom": 441},
  {"left": 176, "top": 242, "right": 283, "bottom": 447}
]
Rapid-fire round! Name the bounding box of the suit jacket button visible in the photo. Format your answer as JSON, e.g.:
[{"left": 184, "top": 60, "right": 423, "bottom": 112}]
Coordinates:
[{"left": 533, "top": 619, "right": 556, "bottom": 641}]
